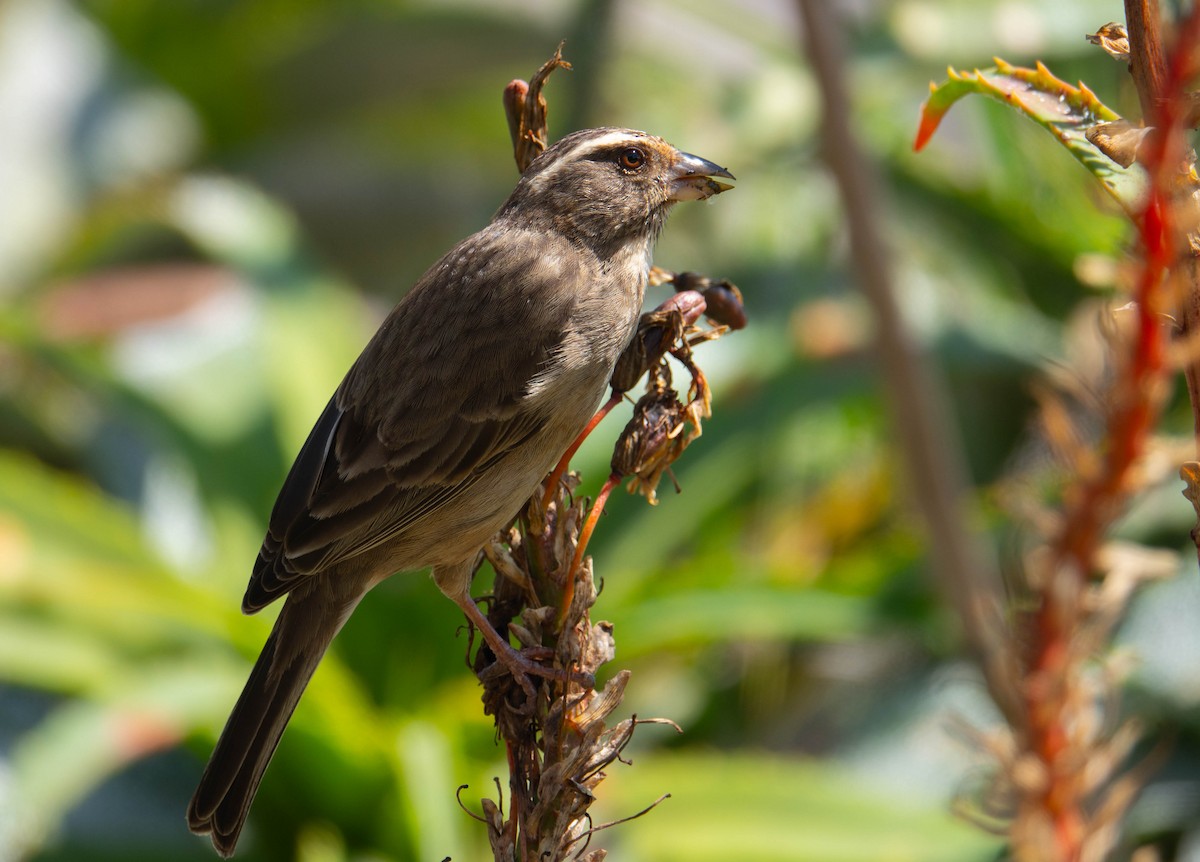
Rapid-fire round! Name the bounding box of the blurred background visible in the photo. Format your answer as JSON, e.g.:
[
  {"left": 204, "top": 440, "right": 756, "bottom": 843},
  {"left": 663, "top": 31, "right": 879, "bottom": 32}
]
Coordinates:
[{"left": 2, "top": 0, "right": 1198, "bottom": 860}]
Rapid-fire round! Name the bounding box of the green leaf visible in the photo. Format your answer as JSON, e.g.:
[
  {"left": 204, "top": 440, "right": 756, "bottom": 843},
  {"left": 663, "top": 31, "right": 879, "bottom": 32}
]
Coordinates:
[
  {"left": 915, "top": 59, "right": 1146, "bottom": 214},
  {"left": 0, "top": 449, "right": 154, "bottom": 569}
]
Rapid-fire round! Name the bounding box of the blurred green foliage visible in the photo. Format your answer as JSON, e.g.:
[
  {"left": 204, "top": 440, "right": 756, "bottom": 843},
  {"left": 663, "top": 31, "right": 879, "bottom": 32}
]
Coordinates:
[{"left": 2, "top": 1, "right": 1198, "bottom": 860}]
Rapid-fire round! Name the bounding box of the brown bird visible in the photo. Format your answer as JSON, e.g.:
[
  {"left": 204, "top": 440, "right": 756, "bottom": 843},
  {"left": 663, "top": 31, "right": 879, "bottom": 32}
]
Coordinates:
[{"left": 186, "top": 127, "right": 733, "bottom": 857}]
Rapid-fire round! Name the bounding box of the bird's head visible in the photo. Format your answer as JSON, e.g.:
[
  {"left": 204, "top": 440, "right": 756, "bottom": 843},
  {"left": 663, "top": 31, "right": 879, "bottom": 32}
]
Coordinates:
[{"left": 496, "top": 127, "right": 734, "bottom": 256}]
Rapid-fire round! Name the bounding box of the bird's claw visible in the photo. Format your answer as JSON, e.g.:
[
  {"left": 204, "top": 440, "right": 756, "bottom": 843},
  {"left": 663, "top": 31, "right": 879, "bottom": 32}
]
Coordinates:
[{"left": 478, "top": 643, "right": 594, "bottom": 696}]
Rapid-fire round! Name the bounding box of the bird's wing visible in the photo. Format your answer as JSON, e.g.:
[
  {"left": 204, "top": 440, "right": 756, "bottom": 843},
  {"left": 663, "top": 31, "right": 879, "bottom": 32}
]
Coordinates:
[{"left": 243, "top": 229, "right": 586, "bottom": 612}]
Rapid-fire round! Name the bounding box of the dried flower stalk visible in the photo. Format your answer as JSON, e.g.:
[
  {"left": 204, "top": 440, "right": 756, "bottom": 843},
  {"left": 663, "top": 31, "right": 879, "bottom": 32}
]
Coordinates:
[
  {"left": 465, "top": 287, "right": 737, "bottom": 860},
  {"left": 457, "top": 47, "right": 744, "bottom": 861}
]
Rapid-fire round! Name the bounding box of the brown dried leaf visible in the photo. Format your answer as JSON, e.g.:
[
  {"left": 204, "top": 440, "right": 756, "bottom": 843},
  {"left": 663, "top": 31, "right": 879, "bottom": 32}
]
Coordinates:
[
  {"left": 609, "top": 292, "right": 703, "bottom": 394},
  {"left": 1086, "top": 120, "right": 1150, "bottom": 168},
  {"left": 1181, "top": 460, "right": 1200, "bottom": 561},
  {"left": 1086, "top": 22, "right": 1130, "bottom": 62},
  {"left": 503, "top": 42, "right": 572, "bottom": 174}
]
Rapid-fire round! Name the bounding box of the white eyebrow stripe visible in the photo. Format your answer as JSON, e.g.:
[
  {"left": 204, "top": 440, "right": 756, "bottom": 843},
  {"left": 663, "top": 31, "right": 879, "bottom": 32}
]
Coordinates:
[{"left": 528, "top": 131, "right": 652, "bottom": 192}]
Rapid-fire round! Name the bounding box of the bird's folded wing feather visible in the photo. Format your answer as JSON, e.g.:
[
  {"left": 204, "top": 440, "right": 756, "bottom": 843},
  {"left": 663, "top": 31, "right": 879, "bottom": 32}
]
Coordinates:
[{"left": 243, "top": 230, "right": 585, "bottom": 612}]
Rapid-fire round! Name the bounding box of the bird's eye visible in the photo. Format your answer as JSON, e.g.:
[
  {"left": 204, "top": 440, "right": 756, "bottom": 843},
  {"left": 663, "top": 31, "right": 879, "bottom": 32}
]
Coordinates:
[{"left": 619, "top": 147, "right": 646, "bottom": 170}]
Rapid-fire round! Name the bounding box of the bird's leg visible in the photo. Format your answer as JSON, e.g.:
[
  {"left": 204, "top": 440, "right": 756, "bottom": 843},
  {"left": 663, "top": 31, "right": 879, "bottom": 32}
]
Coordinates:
[
  {"left": 434, "top": 563, "right": 593, "bottom": 693},
  {"left": 541, "top": 392, "right": 623, "bottom": 511}
]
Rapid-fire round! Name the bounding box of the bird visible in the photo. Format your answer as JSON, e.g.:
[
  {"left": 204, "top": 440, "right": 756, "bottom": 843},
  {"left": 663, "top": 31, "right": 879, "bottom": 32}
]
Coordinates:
[{"left": 186, "top": 126, "right": 733, "bottom": 857}]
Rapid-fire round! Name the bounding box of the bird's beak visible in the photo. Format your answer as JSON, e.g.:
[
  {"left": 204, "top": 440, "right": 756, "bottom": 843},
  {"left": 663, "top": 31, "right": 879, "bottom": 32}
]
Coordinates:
[{"left": 668, "top": 151, "right": 736, "bottom": 202}]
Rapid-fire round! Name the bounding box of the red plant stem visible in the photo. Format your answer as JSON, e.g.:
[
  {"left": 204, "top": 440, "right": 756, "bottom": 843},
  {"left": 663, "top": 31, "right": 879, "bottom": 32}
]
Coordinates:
[
  {"left": 1048, "top": 3, "right": 1194, "bottom": 586},
  {"left": 560, "top": 472, "right": 620, "bottom": 625},
  {"left": 1023, "top": 8, "right": 1200, "bottom": 859},
  {"left": 542, "top": 393, "right": 623, "bottom": 511},
  {"left": 1126, "top": 0, "right": 1200, "bottom": 457}
]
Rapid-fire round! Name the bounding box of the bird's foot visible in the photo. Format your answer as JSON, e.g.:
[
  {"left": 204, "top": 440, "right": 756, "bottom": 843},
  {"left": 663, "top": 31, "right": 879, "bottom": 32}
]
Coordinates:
[
  {"left": 454, "top": 592, "right": 593, "bottom": 696},
  {"left": 477, "top": 641, "right": 594, "bottom": 696}
]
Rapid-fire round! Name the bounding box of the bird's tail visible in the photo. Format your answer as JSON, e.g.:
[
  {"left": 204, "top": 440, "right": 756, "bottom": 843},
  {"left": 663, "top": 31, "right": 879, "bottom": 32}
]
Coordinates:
[{"left": 187, "top": 589, "right": 355, "bottom": 858}]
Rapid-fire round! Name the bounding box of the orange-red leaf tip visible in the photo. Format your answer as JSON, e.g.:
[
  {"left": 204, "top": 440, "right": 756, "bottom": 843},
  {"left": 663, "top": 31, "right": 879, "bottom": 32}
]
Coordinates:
[{"left": 913, "top": 105, "right": 943, "bottom": 152}]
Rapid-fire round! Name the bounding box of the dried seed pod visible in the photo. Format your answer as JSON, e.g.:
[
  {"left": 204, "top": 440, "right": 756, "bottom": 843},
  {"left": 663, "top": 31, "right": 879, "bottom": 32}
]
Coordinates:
[
  {"left": 1086, "top": 22, "right": 1130, "bottom": 62},
  {"left": 608, "top": 337, "right": 651, "bottom": 395},
  {"left": 503, "top": 79, "right": 530, "bottom": 156},
  {"left": 611, "top": 386, "right": 685, "bottom": 477},
  {"left": 670, "top": 270, "right": 707, "bottom": 292},
  {"left": 699, "top": 279, "right": 747, "bottom": 330},
  {"left": 609, "top": 291, "right": 706, "bottom": 393},
  {"left": 503, "top": 42, "right": 571, "bottom": 173},
  {"left": 609, "top": 371, "right": 691, "bottom": 504},
  {"left": 669, "top": 271, "right": 747, "bottom": 331},
  {"left": 661, "top": 287, "right": 708, "bottom": 325}
]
